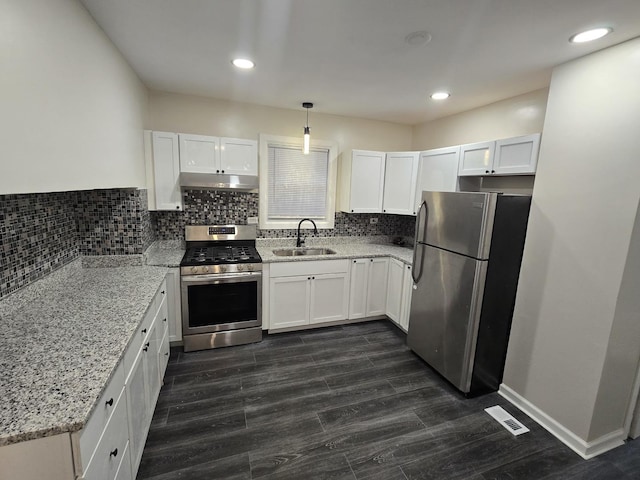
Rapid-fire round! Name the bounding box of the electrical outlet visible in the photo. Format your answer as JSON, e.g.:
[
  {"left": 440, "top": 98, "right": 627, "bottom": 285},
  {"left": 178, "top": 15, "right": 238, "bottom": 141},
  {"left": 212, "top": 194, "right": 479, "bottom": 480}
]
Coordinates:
[
  {"left": 247, "top": 216, "right": 258, "bottom": 225},
  {"left": 370, "top": 217, "right": 379, "bottom": 224}
]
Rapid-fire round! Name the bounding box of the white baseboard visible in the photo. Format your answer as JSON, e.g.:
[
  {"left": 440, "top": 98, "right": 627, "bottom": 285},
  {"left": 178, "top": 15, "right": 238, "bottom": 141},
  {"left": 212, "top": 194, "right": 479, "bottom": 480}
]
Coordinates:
[{"left": 498, "top": 384, "right": 625, "bottom": 459}]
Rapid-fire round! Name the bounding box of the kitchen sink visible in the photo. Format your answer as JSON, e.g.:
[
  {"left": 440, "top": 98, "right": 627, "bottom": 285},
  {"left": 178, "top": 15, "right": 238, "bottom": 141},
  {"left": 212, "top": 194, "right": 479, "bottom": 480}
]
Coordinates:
[{"left": 272, "top": 247, "right": 337, "bottom": 256}]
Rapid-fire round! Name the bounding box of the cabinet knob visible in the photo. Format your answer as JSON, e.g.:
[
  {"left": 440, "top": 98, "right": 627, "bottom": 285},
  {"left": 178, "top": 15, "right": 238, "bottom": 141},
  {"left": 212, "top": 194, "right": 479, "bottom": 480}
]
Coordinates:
[
  {"left": 141, "top": 328, "right": 147, "bottom": 334},
  {"left": 105, "top": 398, "right": 113, "bottom": 407},
  {"left": 353, "top": 260, "right": 356, "bottom": 263},
  {"left": 221, "top": 170, "right": 225, "bottom": 173},
  {"left": 163, "top": 318, "right": 167, "bottom": 322},
  {"left": 312, "top": 276, "right": 315, "bottom": 280},
  {"left": 370, "top": 259, "right": 373, "bottom": 262},
  {"left": 110, "top": 448, "right": 118, "bottom": 458},
  {"left": 216, "top": 169, "right": 220, "bottom": 173},
  {"left": 491, "top": 170, "right": 495, "bottom": 174},
  {"left": 485, "top": 170, "right": 489, "bottom": 174},
  {"left": 161, "top": 290, "right": 165, "bottom": 294},
  {"left": 308, "top": 277, "right": 311, "bottom": 280},
  {"left": 351, "top": 209, "right": 354, "bottom": 212},
  {"left": 176, "top": 206, "right": 180, "bottom": 210},
  {"left": 165, "top": 352, "right": 169, "bottom": 356},
  {"left": 383, "top": 209, "right": 386, "bottom": 212}
]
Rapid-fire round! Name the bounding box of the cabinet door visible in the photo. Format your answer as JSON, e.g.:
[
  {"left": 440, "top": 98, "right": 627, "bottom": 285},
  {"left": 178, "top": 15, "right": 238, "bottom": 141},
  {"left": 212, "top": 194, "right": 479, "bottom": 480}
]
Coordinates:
[
  {"left": 166, "top": 269, "right": 182, "bottom": 343},
  {"left": 458, "top": 141, "right": 495, "bottom": 176},
  {"left": 415, "top": 147, "right": 460, "bottom": 211},
  {"left": 145, "top": 321, "right": 161, "bottom": 407},
  {"left": 151, "top": 131, "right": 182, "bottom": 211},
  {"left": 310, "top": 273, "right": 349, "bottom": 324},
  {"left": 179, "top": 134, "right": 219, "bottom": 173},
  {"left": 367, "top": 258, "right": 389, "bottom": 316},
  {"left": 158, "top": 322, "right": 170, "bottom": 382},
  {"left": 349, "top": 150, "right": 386, "bottom": 213},
  {"left": 399, "top": 264, "right": 414, "bottom": 332},
  {"left": 125, "top": 350, "right": 148, "bottom": 477},
  {"left": 270, "top": 276, "right": 311, "bottom": 329},
  {"left": 220, "top": 138, "right": 258, "bottom": 175},
  {"left": 493, "top": 133, "right": 540, "bottom": 175},
  {"left": 348, "top": 259, "right": 369, "bottom": 319},
  {"left": 383, "top": 152, "right": 419, "bottom": 215},
  {"left": 386, "top": 258, "right": 404, "bottom": 324}
]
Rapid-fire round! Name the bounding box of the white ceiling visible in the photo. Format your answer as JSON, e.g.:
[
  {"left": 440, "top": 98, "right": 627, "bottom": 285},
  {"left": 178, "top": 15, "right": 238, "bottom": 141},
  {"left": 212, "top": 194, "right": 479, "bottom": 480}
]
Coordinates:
[{"left": 80, "top": 0, "right": 640, "bottom": 125}]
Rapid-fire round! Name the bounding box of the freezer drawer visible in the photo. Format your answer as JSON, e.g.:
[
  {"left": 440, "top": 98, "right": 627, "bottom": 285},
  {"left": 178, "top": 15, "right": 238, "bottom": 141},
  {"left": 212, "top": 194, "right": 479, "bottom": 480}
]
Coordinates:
[{"left": 407, "top": 244, "right": 487, "bottom": 392}]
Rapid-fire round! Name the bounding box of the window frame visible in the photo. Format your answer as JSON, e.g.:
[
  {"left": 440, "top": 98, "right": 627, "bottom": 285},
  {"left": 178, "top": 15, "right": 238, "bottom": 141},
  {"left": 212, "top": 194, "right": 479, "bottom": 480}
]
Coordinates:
[{"left": 258, "top": 134, "right": 338, "bottom": 230}]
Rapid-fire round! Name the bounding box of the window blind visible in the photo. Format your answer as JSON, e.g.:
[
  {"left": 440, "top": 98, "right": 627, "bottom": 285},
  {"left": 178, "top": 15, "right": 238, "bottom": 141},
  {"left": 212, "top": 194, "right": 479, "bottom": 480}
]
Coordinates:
[{"left": 267, "top": 145, "right": 329, "bottom": 219}]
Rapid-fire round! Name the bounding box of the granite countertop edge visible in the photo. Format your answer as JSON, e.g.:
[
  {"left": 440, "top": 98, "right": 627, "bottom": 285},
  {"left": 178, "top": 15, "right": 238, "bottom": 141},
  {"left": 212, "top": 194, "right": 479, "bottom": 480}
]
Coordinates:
[
  {"left": 0, "top": 260, "right": 168, "bottom": 447},
  {"left": 143, "top": 237, "right": 414, "bottom": 267}
]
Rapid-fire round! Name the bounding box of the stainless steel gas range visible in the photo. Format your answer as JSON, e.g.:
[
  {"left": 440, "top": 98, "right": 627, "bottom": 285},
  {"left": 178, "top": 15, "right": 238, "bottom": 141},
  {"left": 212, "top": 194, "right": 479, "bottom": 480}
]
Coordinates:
[{"left": 180, "top": 225, "right": 262, "bottom": 352}]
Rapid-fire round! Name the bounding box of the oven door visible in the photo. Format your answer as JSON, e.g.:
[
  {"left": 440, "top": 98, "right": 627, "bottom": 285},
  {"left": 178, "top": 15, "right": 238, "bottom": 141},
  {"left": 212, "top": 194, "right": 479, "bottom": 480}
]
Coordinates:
[{"left": 181, "top": 271, "right": 262, "bottom": 335}]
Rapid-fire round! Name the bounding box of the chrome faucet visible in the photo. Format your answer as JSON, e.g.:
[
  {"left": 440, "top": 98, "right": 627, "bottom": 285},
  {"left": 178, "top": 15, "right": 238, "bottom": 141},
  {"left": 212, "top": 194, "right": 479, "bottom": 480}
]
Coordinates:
[{"left": 296, "top": 218, "right": 318, "bottom": 247}]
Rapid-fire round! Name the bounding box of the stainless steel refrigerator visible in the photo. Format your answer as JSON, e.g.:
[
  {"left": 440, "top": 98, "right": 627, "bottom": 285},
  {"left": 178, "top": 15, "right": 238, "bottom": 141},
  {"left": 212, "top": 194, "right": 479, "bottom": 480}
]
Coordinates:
[{"left": 407, "top": 191, "right": 531, "bottom": 396}]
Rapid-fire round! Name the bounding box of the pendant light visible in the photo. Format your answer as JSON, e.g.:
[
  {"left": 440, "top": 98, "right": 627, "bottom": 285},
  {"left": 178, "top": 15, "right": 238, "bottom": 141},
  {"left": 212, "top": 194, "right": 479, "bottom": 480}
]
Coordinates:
[{"left": 302, "top": 102, "right": 313, "bottom": 155}]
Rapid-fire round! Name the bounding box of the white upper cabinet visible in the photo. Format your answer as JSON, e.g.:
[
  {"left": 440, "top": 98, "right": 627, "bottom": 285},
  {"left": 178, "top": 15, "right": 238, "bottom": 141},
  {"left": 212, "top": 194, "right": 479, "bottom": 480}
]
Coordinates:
[
  {"left": 147, "top": 131, "right": 183, "bottom": 211},
  {"left": 458, "top": 134, "right": 540, "bottom": 176},
  {"left": 179, "top": 134, "right": 220, "bottom": 173},
  {"left": 383, "top": 152, "right": 420, "bottom": 215},
  {"left": 178, "top": 134, "right": 258, "bottom": 175},
  {"left": 414, "top": 146, "right": 460, "bottom": 212},
  {"left": 493, "top": 133, "right": 540, "bottom": 175},
  {"left": 458, "top": 141, "right": 495, "bottom": 176},
  {"left": 219, "top": 137, "right": 258, "bottom": 175},
  {"left": 339, "top": 150, "right": 386, "bottom": 213}
]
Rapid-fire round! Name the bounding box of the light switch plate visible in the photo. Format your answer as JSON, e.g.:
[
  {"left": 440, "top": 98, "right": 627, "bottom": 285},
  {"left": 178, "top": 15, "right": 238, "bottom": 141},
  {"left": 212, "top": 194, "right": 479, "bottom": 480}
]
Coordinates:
[
  {"left": 247, "top": 216, "right": 258, "bottom": 225},
  {"left": 370, "top": 217, "right": 379, "bottom": 224}
]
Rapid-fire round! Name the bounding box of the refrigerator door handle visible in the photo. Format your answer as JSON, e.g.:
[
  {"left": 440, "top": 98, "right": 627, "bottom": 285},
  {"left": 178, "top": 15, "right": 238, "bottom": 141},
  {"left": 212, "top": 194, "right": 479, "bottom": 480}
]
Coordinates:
[{"left": 412, "top": 201, "right": 428, "bottom": 284}]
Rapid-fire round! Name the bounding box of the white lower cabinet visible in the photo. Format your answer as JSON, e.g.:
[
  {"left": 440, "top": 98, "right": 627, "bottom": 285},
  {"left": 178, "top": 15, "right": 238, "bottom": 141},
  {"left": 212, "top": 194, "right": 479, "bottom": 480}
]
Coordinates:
[
  {"left": 269, "top": 260, "right": 350, "bottom": 331},
  {"left": 386, "top": 258, "right": 404, "bottom": 323},
  {"left": 166, "top": 268, "right": 182, "bottom": 342},
  {"left": 399, "top": 263, "right": 414, "bottom": 332},
  {"left": 385, "top": 260, "right": 413, "bottom": 333},
  {"left": 348, "top": 258, "right": 389, "bottom": 319}
]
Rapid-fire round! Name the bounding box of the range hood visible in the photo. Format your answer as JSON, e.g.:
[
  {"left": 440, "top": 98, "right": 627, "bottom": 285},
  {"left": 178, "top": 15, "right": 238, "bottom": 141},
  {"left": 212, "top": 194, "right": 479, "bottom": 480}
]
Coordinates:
[{"left": 179, "top": 172, "right": 258, "bottom": 192}]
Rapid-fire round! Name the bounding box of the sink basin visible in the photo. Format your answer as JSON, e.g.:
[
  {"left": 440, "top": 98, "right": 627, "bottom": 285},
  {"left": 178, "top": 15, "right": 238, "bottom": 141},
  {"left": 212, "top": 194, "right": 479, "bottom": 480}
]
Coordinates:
[{"left": 272, "top": 247, "right": 337, "bottom": 256}]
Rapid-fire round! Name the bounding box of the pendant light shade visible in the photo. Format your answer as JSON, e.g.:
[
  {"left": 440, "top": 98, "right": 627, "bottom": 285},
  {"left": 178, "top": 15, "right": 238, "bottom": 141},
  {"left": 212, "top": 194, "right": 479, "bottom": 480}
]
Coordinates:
[{"left": 302, "top": 102, "right": 313, "bottom": 155}]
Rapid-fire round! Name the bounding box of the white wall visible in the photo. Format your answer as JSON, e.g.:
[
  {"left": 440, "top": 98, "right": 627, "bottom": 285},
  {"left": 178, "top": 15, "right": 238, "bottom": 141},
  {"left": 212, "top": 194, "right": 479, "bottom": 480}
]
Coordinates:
[
  {"left": 411, "top": 89, "right": 548, "bottom": 151},
  {"left": 147, "top": 91, "right": 413, "bottom": 155},
  {"left": 502, "top": 37, "right": 640, "bottom": 452},
  {"left": 0, "top": 0, "right": 148, "bottom": 195}
]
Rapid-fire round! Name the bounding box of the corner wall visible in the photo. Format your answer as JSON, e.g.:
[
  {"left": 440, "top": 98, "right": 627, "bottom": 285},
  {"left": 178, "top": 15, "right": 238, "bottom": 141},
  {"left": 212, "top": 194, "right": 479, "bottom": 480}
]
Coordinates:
[
  {"left": 0, "top": 0, "right": 148, "bottom": 195},
  {"left": 501, "top": 37, "right": 640, "bottom": 455}
]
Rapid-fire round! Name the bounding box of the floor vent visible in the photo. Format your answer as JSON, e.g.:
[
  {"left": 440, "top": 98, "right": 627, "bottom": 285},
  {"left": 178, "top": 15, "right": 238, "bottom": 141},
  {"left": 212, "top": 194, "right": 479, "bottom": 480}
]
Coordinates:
[{"left": 485, "top": 405, "right": 530, "bottom": 436}]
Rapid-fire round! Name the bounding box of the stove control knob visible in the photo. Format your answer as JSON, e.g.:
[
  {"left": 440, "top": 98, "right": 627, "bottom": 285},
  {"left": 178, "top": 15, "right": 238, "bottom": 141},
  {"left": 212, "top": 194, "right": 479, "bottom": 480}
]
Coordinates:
[
  {"left": 247, "top": 264, "right": 254, "bottom": 271},
  {"left": 203, "top": 266, "right": 209, "bottom": 273},
  {"left": 237, "top": 264, "right": 245, "bottom": 272},
  {"left": 220, "top": 265, "right": 227, "bottom": 273},
  {"left": 191, "top": 266, "right": 198, "bottom": 274}
]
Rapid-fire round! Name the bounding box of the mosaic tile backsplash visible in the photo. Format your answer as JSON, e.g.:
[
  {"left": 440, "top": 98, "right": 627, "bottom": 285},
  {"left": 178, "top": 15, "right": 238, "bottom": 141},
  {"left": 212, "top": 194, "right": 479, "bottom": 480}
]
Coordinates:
[
  {"left": 1, "top": 188, "right": 154, "bottom": 299},
  {"left": 152, "top": 189, "right": 416, "bottom": 240},
  {"left": 1, "top": 192, "right": 79, "bottom": 298}
]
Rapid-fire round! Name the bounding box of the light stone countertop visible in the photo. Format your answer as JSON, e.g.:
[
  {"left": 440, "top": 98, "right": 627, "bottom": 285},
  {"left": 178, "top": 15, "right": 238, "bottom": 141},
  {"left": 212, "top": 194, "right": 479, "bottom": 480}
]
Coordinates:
[
  {"left": 143, "top": 237, "right": 415, "bottom": 268},
  {"left": 0, "top": 260, "right": 168, "bottom": 446}
]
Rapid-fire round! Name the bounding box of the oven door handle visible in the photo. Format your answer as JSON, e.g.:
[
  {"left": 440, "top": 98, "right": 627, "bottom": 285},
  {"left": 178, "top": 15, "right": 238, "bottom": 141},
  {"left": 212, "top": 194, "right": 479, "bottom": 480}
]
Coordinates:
[{"left": 181, "top": 272, "right": 262, "bottom": 284}]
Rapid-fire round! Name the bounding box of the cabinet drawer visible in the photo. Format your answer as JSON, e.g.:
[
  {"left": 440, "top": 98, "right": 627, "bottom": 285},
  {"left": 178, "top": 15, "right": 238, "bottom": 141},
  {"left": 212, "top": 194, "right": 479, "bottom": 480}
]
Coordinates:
[
  {"left": 270, "top": 259, "right": 349, "bottom": 277},
  {"left": 82, "top": 387, "right": 130, "bottom": 480},
  {"left": 77, "top": 361, "right": 125, "bottom": 474}
]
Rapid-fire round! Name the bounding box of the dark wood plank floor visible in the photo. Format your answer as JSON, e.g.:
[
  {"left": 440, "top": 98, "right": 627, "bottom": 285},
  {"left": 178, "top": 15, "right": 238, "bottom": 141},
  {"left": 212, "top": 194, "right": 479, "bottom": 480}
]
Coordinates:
[{"left": 136, "top": 320, "right": 640, "bottom": 480}]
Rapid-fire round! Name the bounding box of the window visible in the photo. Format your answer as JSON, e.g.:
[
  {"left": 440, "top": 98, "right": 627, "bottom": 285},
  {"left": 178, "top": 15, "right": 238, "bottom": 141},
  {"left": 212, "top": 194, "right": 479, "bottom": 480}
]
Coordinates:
[{"left": 259, "top": 134, "right": 338, "bottom": 229}]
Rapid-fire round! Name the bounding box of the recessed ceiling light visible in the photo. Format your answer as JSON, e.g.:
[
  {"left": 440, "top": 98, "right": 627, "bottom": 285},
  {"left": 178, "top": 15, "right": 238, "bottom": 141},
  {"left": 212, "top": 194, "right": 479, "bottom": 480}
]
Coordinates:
[
  {"left": 569, "top": 27, "right": 612, "bottom": 43},
  {"left": 232, "top": 58, "right": 255, "bottom": 69},
  {"left": 405, "top": 31, "right": 432, "bottom": 47},
  {"left": 430, "top": 92, "right": 450, "bottom": 100}
]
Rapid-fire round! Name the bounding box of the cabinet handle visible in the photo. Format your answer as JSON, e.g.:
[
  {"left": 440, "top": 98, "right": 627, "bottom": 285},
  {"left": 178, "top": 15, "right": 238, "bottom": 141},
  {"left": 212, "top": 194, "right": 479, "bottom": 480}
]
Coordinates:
[
  {"left": 105, "top": 398, "right": 113, "bottom": 407},
  {"left": 141, "top": 328, "right": 147, "bottom": 334},
  {"left": 110, "top": 448, "right": 118, "bottom": 458},
  {"left": 143, "top": 342, "right": 150, "bottom": 352}
]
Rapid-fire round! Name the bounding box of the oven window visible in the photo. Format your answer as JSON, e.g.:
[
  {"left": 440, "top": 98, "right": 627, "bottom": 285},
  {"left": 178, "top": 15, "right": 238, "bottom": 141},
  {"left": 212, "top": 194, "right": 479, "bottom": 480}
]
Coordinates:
[{"left": 187, "top": 282, "right": 258, "bottom": 327}]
